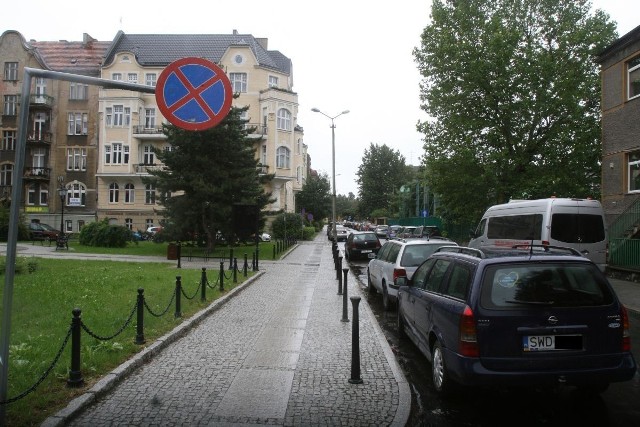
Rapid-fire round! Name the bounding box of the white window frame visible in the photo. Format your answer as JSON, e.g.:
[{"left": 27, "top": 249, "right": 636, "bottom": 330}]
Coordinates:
[
  {"left": 143, "top": 145, "right": 154, "bottom": 164},
  {"left": 628, "top": 56, "right": 640, "bottom": 100},
  {"left": 109, "top": 182, "right": 119, "bottom": 203},
  {"left": 145, "top": 108, "right": 156, "bottom": 128},
  {"left": 67, "top": 112, "right": 88, "bottom": 135},
  {"left": 230, "top": 72, "right": 247, "bottom": 93},
  {"left": 4, "top": 95, "right": 18, "bottom": 116},
  {"left": 145, "top": 184, "right": 156, "bottom": 204},
  {"left": 127, "top": 73, "right": 138, "bottom": 84},
  {"left": 112, "top": 72, "right": 122, "bottom": 81},
  {"left": 276, "top": 146, "right": 290, "bottom": 169},
  {"left": 629, "top": 151, "right": 640, "bottom": 193},
  {"left": 145, "top": 73, "right": 157, "bottom": 87},
  {"left": 67, "top": 147, "right": 87, "bottom": 171},
  {"left": 0, "top": 164, "right": 13, "bottom": 186},
  {"left": 2, "top": 131, "right": 16, "bottom": 151},
  {"left": 268, "top": 75, "right": 278, "bottom": 88},
  {"left": 69, "top": 83, "right": 88, "bottom": 100},
  {"left": 68, "top": 182, "right": 87, "bottom": 207},
  {"left": 4, "top": 62, "right": 18, "bottom": 81},
  {"left": 277, "top": 108, "right": 292, "bottom": 131},
  {"left": 124, "top": 183, "right": 135, "bottom": 203}
]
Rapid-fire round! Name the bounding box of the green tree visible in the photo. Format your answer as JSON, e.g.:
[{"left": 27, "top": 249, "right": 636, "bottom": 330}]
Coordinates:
[
  {"left": 356, "top": 143, "right": 411, "bottom": 218},
  {"left": 295, "top": 173, "right": 331, "bottom": 221},
  {"left": 146, "top": 106, "right": 274, "bottom": 249},
  {"left": 414, "top": 0, "right": 617, "bottom": 224},
  {"left": 336, "top": 192, "right": 359, "bottom": 221}
]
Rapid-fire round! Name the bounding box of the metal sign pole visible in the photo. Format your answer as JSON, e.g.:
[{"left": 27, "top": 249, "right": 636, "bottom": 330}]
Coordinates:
[{"left": 0, "top": 68, "right": 155, "bottom": 423}]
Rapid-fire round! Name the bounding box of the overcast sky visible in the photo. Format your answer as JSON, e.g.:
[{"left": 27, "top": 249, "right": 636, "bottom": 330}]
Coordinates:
[{"left": 5, "top": 0, "right": 638, "bottom": 196}]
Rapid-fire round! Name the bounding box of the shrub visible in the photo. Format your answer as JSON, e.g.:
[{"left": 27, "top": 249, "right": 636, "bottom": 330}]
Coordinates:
[
  {"left": 0, "top": 256, "right": 38, "bottom": 275},
  {"left": 302, "top": 226, "right": 316, "bottom": 240},
  {"left": 79, "top": 219, "right": 131, "bottom": 248}
]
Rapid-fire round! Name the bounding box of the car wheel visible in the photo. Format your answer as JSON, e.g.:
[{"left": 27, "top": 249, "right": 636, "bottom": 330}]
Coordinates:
[
  {"left": 382, "top": 282, "right": 391, "bottom": 312},
  {"left": 432, "top": 341, "right": 452, "bottom": 395},
  {"left": 367, "top": 272, "right": 376, "bottom": 294}
]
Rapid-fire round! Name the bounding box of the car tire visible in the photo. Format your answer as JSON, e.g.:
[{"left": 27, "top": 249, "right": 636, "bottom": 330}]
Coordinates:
[
  {"left": 432, "top": 341, "right": 453, "bottom": 396},
  {"left": 382, "top": 282, "right": 391, "bottom": 312},
  {"left": 367, "top": 272, "right": 376, "bottom": 294}
]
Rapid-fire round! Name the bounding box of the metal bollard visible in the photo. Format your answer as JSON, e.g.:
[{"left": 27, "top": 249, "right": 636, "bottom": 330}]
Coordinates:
[
  {"left": 341, "top": 270, "right": 349, "bottom": 322},
  {"left": 337, "top": 256, "right": 342, "bottom": 280},
  {"left": 177, "top": 241, "right": 182, "bottom": 269},
  {"left": 233, "top": 258, "right": 238, "bottom": 283},
  {"left": 68, "top": 308, "right": 84, "bottom": 387},
  {"left": 255, "top": 247, "right": 259, "bottom": 271},
  {"left": 219, "top": 261, "right": 225, "bottom": 292},
  {"left": 252, "top": 252, "right": 256, "bottom": 271},
  {"left": 175, "top": 276, "right": 182, "bottom": 318},
  {"left": 243, "top": 253, "right": 248, "bottom": 277},
  {"left": 349, "top": 296, "right": 363, "bottom": 384},
  {"left": 273, "top": 245, "right": 276, "bottom": 259},
  {"left": 229, "top": 248, "right": 234, "bottom": 269},
  {"left": 135, "top": 288, "right": 145, "bottom": 344},
  {"left": 200, "top": 268, "right": 207, "bottom": 302},
  {"left": 338, "top": 267, "right": 343, "bottom": 295}
]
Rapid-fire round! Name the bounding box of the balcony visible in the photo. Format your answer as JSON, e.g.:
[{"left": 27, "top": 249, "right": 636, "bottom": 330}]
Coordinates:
[
  {"left": 245, "top": 123, "right": 267, "bottom": 137},
  {"left": 29, "top": 94, "right": 54, "bottom": 108},
  {"left": 24, "top": 167, "right": 51, "bottom": 180},
  {"left": 133, "top": 125, "right": 166, "bottom": 140},
  {"left": 27, "top": 131, "right": 53, "bottom": 144},
  {"left": 257, "top": 164, "right": 270, "bottom": 175},
  {"left": 135, "top": 163, "right": 164, "bottom": 174}
]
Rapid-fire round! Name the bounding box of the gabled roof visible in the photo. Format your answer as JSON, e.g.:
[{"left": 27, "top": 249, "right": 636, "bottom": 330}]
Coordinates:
[
  {"left": 103, "top": 32, "right": 291, "bottom": 75},
  {"left": 32, "top": 38, "right": 110, "bottom": 76}
]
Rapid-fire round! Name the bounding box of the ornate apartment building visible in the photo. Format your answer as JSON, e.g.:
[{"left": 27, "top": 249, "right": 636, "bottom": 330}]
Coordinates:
[{"left": 1, "top": 30, "right": 307, "bottom": 233}]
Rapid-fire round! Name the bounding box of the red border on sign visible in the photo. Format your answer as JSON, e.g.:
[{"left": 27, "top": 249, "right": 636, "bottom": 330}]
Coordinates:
[{"left": 156, "top": 57, "right": 233, "bottom": 131}]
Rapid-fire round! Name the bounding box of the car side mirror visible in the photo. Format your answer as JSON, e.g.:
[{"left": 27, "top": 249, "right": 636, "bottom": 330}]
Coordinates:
[{"left": 396, "top": 276, "right": 408, "bottom": 287}]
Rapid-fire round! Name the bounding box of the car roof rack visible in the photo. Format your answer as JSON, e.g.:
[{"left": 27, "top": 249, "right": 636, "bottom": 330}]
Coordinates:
[
  {"left": 435, "top": 246, "right": 485, "bottom": 258},
  {"left": 510, "top": 244, "right": 582, "bottom": 257}
]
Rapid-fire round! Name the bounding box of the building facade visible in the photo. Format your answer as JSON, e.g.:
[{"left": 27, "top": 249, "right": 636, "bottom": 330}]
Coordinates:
[
  {"left": 98, "top": 31, "right": 306, "bottom": 230},
  {"left": 1, "top": 30, "right": 108, "bottom": 233},
  {"left": 597, "top": 25, "right": 640, "bottom": 272},
  {"left": 1, "top": 30, "right": 307, "bottom": 235}
]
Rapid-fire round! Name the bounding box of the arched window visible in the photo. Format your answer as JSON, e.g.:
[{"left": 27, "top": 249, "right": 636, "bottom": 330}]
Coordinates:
[
  {"left": 109, "top": 182, "right": 119, "bottom": 203},
  {"left": 276, "top": 108, "right": 291, "bottom": 131},
  {"left": 276, "top": 146, "right": 290, "bottom": 169},
  {"left": 124, "top": 183, "right": 135, "bottom": 203},
  {"left": 67, "top": 182, "right": 87, "bottom": 207}
]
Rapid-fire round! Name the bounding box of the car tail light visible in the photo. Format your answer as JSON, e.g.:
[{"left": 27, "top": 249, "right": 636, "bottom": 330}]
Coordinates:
[
  {"left": 541, "top": 240, "right": 550, "bottom": 246},
  {"left": 622, "top": 305, "right": 631, "bottom": 352},
  {"left": 459, "top": 305, "right": 479, "bottom": 357},
  {"left": 393, "top": 268, "right": 407, "bottom": 283}
]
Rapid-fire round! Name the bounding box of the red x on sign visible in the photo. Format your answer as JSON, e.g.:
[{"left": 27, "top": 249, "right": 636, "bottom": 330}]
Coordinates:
[{"left": 155, "top": 57, "right": 233, "bottom": 131}]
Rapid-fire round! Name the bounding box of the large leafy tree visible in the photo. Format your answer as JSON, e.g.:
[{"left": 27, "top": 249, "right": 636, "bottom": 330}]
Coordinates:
[
  {"left": 356, "top": 143, "right": 411, "bottom": 218},
  {"left": 146, "top": 106, "right": 273, "bottom": 249},
  {"left": 414, "top": 0, "right": 617, "bottom": 224},
  {"left": 295, "top": 173, "right": 331, "bottom": 221}
]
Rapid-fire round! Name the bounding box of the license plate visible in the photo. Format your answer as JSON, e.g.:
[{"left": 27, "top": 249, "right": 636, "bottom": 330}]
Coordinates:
[
  {"left": 523, "top": 335, "right": 582, "bottom": 352},
  {"left": 361, "top": 250, "right": 372, "bottom": 253}
]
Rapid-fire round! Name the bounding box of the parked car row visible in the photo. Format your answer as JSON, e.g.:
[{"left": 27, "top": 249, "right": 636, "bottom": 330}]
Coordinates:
[{"left": 364, "top": 241, "right": 636, "bottom": 396}]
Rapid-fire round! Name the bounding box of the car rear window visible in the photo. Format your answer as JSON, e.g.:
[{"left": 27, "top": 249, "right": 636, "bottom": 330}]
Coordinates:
[
  {"left": 401, "top": 244, "right": 451, "bottom": 267},
  {"left": 550, "top": 213, "right": 605, "bottom": 244},
  {"left": 480, "top": 263, "right": 614, "bottom": 309}
]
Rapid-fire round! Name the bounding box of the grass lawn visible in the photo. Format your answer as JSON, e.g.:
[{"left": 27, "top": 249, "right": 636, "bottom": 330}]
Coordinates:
[{"left": 0, "top": 253, "right": 258, "bottom": 426}]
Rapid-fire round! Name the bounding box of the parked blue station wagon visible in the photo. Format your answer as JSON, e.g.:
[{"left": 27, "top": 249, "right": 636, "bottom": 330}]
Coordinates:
[{"left": 396, "top": 245, "right": 637, "bottom": 395}]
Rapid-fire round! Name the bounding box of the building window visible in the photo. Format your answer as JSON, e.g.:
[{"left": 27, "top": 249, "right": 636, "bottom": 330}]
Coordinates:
[
  {"left": 145, "top": 73, "right": 157, "bottom": 87},
  {"left": 125, "top": 218, "right": 133, "bottom": 230},
  {"left": 40, "top": 185, "right": 48, "bottom": 205},
  {"left": 69, "top": 83, "right": 88, "bottom": 100},
  {"left": 145, "top": 184, "right": 156, "bottom": 204},
  {"left": 67, "top": 112, "right": 88, "bottom": 135},
  {"left": 109, "top": 182, "right": 119, "bottom": 203},
  {"left": 230, "top": 72, "right": 247, "bottom": 93},
  {"left": 27, "top": 184, "right": 36, "bottom": 205},
  {"left": 4, "top": 62, "right": 18, "bottom": 81},
  {"left": 276, "top": 146, "right": 290, "bottom": 169},
  {"left": 105, "top": 143, "right": 129, "bottom": 164},
  {"left": 68, "top": 182, "right": 86, "bottom": 207},
  {"left": 146, "top": 218, "right": 154, "bottom": 229},
  {"left": 67, "top": 147, "right": 87, "bottom": 171},
  {"left": 112, "top": 73, "right": 122, "bottom": 81},
  {"left": 0, "top": 164, "right": 13, "bottom": 186},
  {"left": 277, "top": 108, "right": 291, "bottom": 131},
  {"left": 2, "top": 131, "right": 16, "bottom": 151},
  {"left": 629, "top": 151, "right": 640, "bottom": 193},
  {"left": 113, "top": 105, "right": 124, "bottom": 126},
  {"left": 145, "top": 108, "right": 156, "bottom": 128},
  {"left": 269, "top": 75, "right": 278, "bottom": 88},
  {"left": 261, "top": 145, "right": 267, "bottom": 165},
  {"left": 127, "top": 73, "right": 138, "bottom": 84},
  {"left": 143, "top": 145, "right": 154, "bottom": 164},
  {"left": 628, "top": 56, "right": 640, "bottom": 100},
  {"left": 124, "top": 183, "right": 135, "bottom": 203},
  {"left": 3, "top": 95, "right": 18, "bottom": 116}
]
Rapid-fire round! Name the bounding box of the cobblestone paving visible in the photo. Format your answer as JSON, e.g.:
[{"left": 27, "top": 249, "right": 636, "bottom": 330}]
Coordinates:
[{"left": 66, "top": 236, "right": 408, "bottom": 426}]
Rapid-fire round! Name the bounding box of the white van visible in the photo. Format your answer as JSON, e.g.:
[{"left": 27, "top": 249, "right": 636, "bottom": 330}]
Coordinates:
[{"left": 468, "top": 198, "right": 607, "bottom": 271}]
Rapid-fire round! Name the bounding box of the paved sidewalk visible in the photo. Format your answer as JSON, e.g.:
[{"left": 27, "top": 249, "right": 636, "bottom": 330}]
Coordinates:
[{"left": 40, "top": 235, "right": 411, "bottom": 426}]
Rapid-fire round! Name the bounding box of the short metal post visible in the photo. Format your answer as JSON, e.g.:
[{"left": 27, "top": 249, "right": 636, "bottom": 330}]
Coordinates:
[
  {"left": 177, "top": 240, "right": 181, "bottom": 269},
  {"left": 252, "top": 252, "right": 256, "bottom": 271},
  {"left": 255, "top": 247, "right": 259, "bottom": 271},
  {"left": 349, "top": 296, "right": 363, "bottom": 384},
  {"left": 175, "top": 276, "right": 182, "bottom": 318},
  {"left": 229, "top": 248, "right": 233, "bottom": 270},
  {"left": 243, "top": 253, "right": 248, "bottom": 277},
  {"left": 219, "top": 261, "right": 225, "bottom": 292},
  {"left": 337, "top": 256, "right": 342, "bottom": 280},
  {"left": 341, "top": 271, "right": 349, "bottom": 322},
  {"left": 273, "top": 245, "right": 276, "bottom": 259},
  {"left": 233, "top": 258, "right": 238, "bottom": 283},
  {"left": 200, "top": 268, "right": 207, "bottom": 302},
  {"left": 135, "top": 288, "right": 145, "bottom": 344},
  {"left": 67, "top": 308, "right": 84, "bottom": 387}
]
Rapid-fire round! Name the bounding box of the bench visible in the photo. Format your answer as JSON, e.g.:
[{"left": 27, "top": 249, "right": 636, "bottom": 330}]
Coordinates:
[{"left": 55, "top": 234, "right": 69, "bottom": 250}]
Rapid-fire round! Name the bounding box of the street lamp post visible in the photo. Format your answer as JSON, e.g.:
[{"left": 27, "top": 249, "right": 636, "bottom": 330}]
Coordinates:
[
  {"left": 311, "top": 108, "right": 349, "bottom": 242},
  {"left": 58, "top": 185, "right": 68, "bottom": 237}
]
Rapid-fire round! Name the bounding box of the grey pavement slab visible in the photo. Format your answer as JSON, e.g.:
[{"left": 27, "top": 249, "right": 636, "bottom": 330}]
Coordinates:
[{"left": 41, "top": 235, "right": 410, "bottom": 426}]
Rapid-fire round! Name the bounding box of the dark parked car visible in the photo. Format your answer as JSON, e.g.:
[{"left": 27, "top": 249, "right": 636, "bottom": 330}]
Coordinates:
[
  {"left": 396, "top": 245, "right": 637, "bottom": 396},
  {"left": 345, "top": 231, "right": 381, "bottom": 261},
  {"left": 28, "top": 222, "right": 60, "bottom": 241}
]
